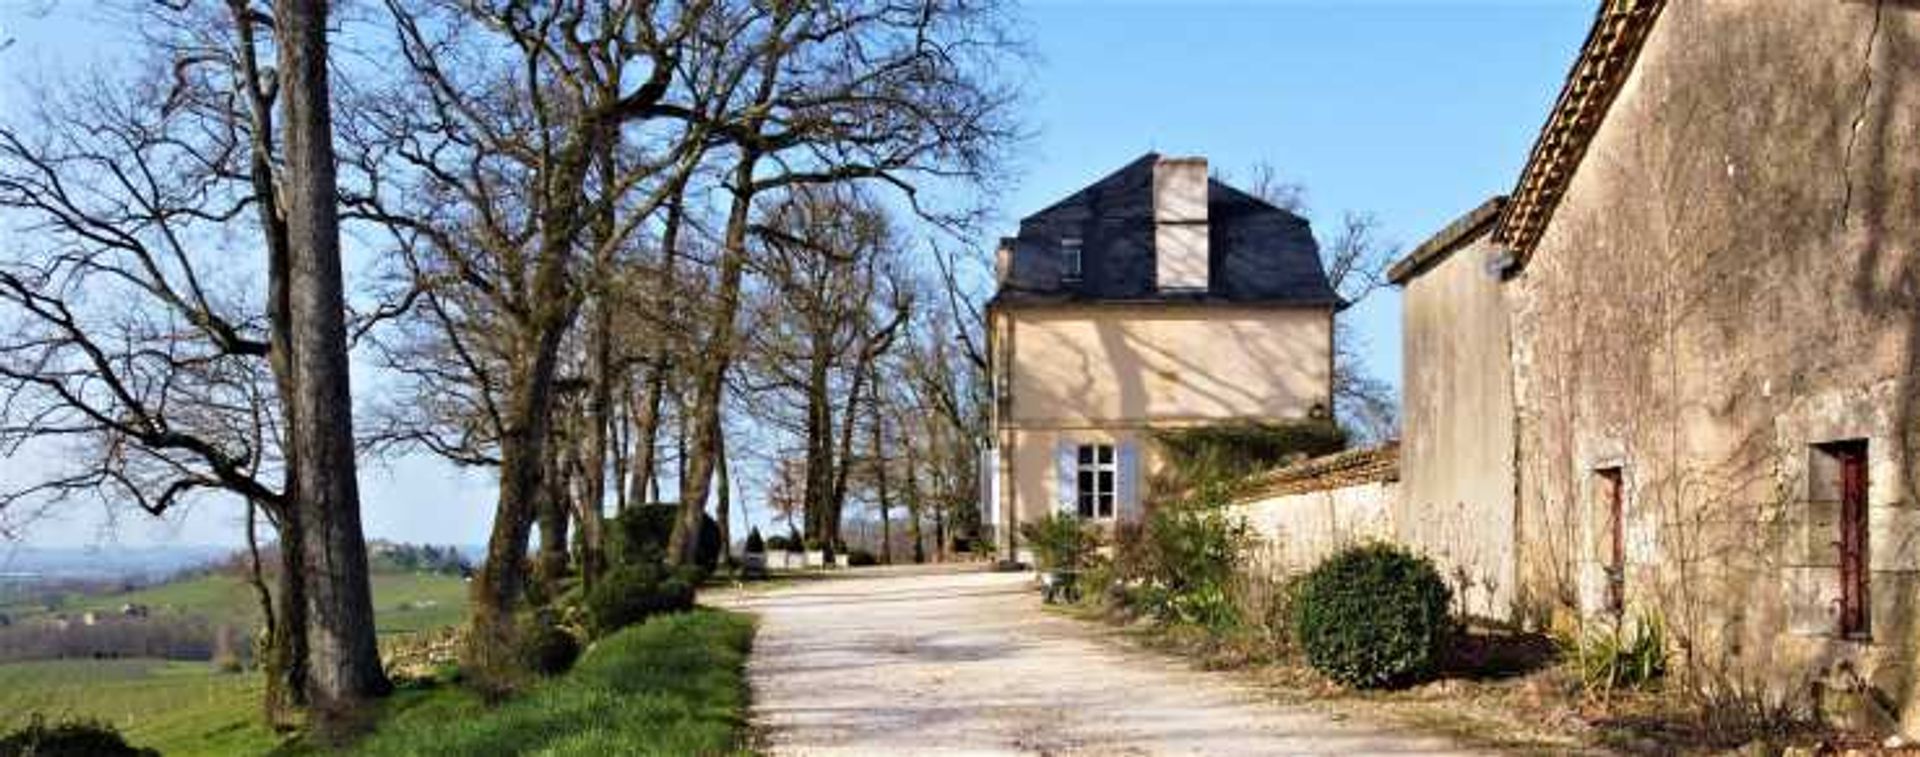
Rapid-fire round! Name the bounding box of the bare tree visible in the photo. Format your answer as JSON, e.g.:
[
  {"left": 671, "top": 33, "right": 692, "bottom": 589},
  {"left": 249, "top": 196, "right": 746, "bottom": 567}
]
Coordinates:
[
  {"left": 1236, "top": 162, "right": 1400, "bottom": 443},
  {"left": 665, "top": 0, "right": 1021, "bottom": 565},
  {"left": 0, "top": 0, "right": 389, "bottom": 720},
  {"left": 352, "top": 0, "right": 712, "bottom": 666}
]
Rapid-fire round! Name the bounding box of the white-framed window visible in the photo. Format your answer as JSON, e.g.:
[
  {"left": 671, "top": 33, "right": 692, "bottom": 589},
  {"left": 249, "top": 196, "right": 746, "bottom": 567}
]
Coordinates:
[
  {"left": 1061, "top": 237, "right": 1083, "bottom": 281},
  {"left": 1076, "top": 443, "right": 1115, "bottom": 519}
]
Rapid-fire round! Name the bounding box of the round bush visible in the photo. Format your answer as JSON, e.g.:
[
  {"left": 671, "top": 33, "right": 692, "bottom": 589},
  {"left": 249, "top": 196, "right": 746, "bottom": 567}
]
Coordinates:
[
  {"left": 582, "top": 562, "right": 697, "bottom": 637},
  {"left": 0, "top": 716, "right": 156, "bottom": 756},
  {"left": 607, "top": 505, "right": 721, "bottom": 574},
  {"left": 1290, "top": 543, "right": 1452, "bottom": 688},
  {"left": 516, "top": 614, "right": 582, "bottom": 676}
]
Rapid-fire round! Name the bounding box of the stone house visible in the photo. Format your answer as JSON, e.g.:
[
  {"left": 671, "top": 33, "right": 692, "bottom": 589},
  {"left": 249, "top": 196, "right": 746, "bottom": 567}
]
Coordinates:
[
  {"left": 1391, "top": 0, "right": 1920, "bottom": 729},
  {"left": 985, "top": 154, "right": 1340, "bottom": 559}
]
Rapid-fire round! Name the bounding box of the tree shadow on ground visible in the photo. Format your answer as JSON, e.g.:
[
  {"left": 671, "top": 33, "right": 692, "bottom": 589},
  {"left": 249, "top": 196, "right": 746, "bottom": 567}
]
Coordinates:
[{"left": 1436, "top": 623, "right": 1561, "bottom": 681}]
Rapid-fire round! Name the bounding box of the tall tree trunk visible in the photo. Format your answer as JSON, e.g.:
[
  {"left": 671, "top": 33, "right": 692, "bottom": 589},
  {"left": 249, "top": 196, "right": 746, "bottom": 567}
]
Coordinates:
[
  {"left": 578, "top": 296, "right": 612, "bottom": 584},
  {"left": 536, "top": 447, "right": 573, "bottom": 599},
  {"left": 629, "top": 374, "right": 664, "bottom": 506},
  {"left": 472, "top": 319, "right": 571, "bottom": 666},
  {"left": 274, "top": 0, "right": 390, "bottom": 711},
  {"left": 801, "top": 343, "right": 834, "bottom": 552},
  {"left": 716, "top": 427, "right": 733, "bottom": 569},
  {"left": 672, "top": 157, "right": 756, "bottom": 565},
  {"left": 873, "top": 415, "right": 892, "bottom": 565},
  {"left": 251, "top": 500, "right": 307, "bottom": 728},
  {"left": 627, "top": 198, "right": 683, "bottom": 510},
  {"left": 904, "top": 432, "right": 926, "bottom": 564}
]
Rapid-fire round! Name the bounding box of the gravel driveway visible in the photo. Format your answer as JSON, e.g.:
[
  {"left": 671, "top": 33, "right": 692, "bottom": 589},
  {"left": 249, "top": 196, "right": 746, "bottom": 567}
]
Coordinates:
[{"left": 713, "top": 567, "right": 1486, "bottom": 756}]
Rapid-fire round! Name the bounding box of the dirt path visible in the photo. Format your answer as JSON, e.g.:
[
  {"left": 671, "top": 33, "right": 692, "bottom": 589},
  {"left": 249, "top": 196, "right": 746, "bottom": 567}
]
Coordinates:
[{"left": 713, "top": 568, "right": 1489, "bottom": 756}]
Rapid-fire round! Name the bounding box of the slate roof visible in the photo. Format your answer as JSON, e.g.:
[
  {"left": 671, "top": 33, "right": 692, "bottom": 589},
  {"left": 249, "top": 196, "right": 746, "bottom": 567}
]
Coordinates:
[{"left": 989, "top": 153, "right": 1342, "bottom": 309}]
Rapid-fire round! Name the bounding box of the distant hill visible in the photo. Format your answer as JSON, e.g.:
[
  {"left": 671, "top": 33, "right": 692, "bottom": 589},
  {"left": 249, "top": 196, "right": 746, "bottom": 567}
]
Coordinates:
[{"left": 0, "top": 545, "right": 230, "bottom": 583}]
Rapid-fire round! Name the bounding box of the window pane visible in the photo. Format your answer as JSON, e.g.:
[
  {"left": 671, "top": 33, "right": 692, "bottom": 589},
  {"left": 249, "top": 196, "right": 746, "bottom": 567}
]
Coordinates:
[
  {"left": 1078, "top": 445, "right": 1093, "bottom": 465},
  {"left": 1079, "top": 470, "right": 1094, "bottom": 493},
  {"left": 1078, "top": 491, "right": 1093, "bottom": 519},
  {"left": 1097, "top": 445, "right": 1114, "bottom": 465},
  {"left": 1098, "top": 470, "right": 1114, "bottom": 496}
]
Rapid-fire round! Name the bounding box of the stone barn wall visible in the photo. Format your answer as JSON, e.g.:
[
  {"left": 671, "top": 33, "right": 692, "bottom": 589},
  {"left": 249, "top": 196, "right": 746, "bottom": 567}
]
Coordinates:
[{"left": 1503, "top": 0, "right": 1920, "bottom": 732}]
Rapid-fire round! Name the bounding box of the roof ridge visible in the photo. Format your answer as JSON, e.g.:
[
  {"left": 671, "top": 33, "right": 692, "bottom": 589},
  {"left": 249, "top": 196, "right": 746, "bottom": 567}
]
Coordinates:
[{"left": 1495, "top": 0, "right": 1666, "bottom": 267}]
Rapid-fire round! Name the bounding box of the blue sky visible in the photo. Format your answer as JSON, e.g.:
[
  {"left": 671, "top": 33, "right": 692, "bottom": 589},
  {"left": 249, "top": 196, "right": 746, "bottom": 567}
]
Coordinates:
[{"left": 0, "top": 1, "right": 1593, "bottom": 549}]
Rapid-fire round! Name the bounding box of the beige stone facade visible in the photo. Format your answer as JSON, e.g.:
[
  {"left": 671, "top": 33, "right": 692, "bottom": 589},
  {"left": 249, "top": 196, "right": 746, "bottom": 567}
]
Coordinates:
[
  {"left": 1390, "top": 0, "right": 1920, "bottom": 734},
  {"left": 989, "top": 303, "right": 1332, "bottom": 556}
]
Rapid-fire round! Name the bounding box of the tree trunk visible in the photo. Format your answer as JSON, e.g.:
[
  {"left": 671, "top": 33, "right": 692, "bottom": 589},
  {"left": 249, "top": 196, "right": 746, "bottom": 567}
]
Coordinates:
[
  {"left": 801, "top": 342, "right": 834, "bottom": 553},
  {"left": 471, "top": 320, "right": 571, "bottom": 665},
  {"left": 578, "top": 296, "right": 612, "bottom": 583},
  {"left": 274, "top": 0, "right": 390, "bottom": 712},
  {"left": 251, "top": 500, "right": 307, "bottom": 729},
  {"left": 629, "top": 373, "right": 664, "bottom": 507},
  {"left": 904, "top": 432, "right": 926, "bottom": 564},
  {"left": 536, "top": 448, "right": 573, "bottom": 599},
  {"left": 672, "top": 158, "right": 756, "bottom": 565},
  {"left": 870, "top": 385, "right": 893, "bottom": 565},
  {"left": 716, "top": 427, "right": 733, "bottom": 569}
]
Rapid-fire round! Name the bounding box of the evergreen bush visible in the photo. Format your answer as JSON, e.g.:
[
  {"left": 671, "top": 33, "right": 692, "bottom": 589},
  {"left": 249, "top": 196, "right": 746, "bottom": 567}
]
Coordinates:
[
  {"left": 0, "top": 716, "right": 156, "bottom": 757},
  {"left": 583, "top": 561, "right": 697, "bottom": 637},
  {"left": 607, "top": 505, "right": 720, "bottom": 573},
  {"left": 1290, "top": 542, "right": 1452, "bottom": 688},
  {"left": 517, "top": 612, "right": 583, "bottom": 676}
]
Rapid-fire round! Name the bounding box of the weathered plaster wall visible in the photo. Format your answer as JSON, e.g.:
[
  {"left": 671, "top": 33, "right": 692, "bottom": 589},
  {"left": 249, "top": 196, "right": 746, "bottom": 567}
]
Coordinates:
[
  {"left": 1232, "top": 481, "right": 1397, "bottom": 575},
  {"left": 991, "top": 303, "right": 1332, "bottom": 551},
  {"left": 1506, "top": 0, "right": 1920, "bottom": 728},
  {"left": 1398, "top": 232, "right": 1517, "bottom": 620},
  {"left": 1001, "top": 304, "right": 1331, "bottom": 427}
]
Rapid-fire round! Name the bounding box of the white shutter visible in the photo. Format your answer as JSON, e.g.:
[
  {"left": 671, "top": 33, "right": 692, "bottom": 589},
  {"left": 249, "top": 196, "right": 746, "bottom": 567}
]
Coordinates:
[
  {"left": 1056, "top": 441, "right": 1078, "bottom": 515},
  {"left": 1117, "top": 440, "right": 1140, "bottom": 521}
]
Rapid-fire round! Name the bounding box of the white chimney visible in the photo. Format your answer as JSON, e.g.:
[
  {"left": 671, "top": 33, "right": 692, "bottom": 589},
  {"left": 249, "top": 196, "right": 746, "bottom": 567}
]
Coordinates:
[{"left": 1153, "top": 156, "right": 1209, "bottom": 292}]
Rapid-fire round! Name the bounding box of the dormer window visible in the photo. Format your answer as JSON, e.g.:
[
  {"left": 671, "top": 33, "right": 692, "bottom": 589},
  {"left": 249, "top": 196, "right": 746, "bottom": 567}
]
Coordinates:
[{"left": 1061, "top": 237, "right": 1083, "bottom": 281}]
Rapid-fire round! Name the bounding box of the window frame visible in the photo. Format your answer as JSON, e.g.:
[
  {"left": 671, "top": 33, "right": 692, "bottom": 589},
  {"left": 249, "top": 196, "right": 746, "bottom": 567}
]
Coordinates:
[
  {"left": 1060, "top": 236, "right": 1084, "bottom": 282},
  {"left": 1075, "top": 443, "right": 1116, "bottom": 519},
  {"left": 1813, "top": 439, "right": 1871, "bottom": 640},
  {"left": 1594, "top": 466, "right": 1626, "bottom": 617}
]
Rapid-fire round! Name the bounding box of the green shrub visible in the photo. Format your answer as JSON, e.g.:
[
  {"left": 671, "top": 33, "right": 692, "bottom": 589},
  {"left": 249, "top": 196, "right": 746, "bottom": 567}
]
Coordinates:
[
  {"left": 518, "top": 612, "right": 583, "bottom": 676},
  {"left": 1151, "top": 420, "right": 1346, "bottom": 489},
  {"left": 1291, "top": 542, "right": 1452, "bottom": 688},
  {"left": 846, "top": 548, "right": 879, "bottom": 567},
  {"left": 744, "top": 527, "right": 766, "bottom": 554},
  {"left": 1136, "top": 497, "right": 1253, "bottom": 630},
  {"left": 1574, "top": 612, "right": 1667, "bottom": 696},
  {"left": 583, "top": 562, "right": 697, "bottom": 637},
  {"left": 607, "top": 505, "right": 720, "bottom": 573},
  {"left": 0, "top": 716, "right": 157, "bottom": 757},
  {"left": 1019, "top": 513, "right": 1099, "bottom": 571}
]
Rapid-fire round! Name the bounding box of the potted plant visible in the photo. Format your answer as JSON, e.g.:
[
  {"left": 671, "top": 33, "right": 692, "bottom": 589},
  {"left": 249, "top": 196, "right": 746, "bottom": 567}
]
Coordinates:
[
  {"left": 1019, "top": 514, "right": 1098, "bottom": 604},
  {"left": 742, "top": 527, "right": 768, "bottom": 580}
]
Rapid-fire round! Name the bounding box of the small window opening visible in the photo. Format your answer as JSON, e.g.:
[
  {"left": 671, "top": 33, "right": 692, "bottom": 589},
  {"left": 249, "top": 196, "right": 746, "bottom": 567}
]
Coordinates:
[
  {"left": 1595, "top": 466, "right": 1625, "bottom": 616},
  {"left": 1061, "top": 237, "right": 1083, "bottom": 281},
  {"left": 1075, "top": 443, "right": 1115, "bottom": 519},
  {"left": 1814, "top": 439, "right": 1871, "bottom": 639}
]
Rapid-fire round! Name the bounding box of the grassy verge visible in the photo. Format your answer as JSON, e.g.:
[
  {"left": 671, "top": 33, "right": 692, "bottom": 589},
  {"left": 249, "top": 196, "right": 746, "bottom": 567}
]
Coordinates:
[
  {"left": 0, "top": 659, "right": 280, "bottom": 757},
  {"left": 347, "top": 608, "right": 756, "bottom": 756}
]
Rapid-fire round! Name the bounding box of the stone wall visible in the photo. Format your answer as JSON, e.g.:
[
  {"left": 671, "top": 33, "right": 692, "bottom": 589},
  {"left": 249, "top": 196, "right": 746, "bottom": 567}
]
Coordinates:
[
  {"left": 1504, "top": 0, "right": 1920, "bottom": 732},
  {"left": 1229, "top": 447, "right": 1398, "bottom": 575},
  {"left": 1395, "top": 213, "right": 1519, "bottom": 621}
]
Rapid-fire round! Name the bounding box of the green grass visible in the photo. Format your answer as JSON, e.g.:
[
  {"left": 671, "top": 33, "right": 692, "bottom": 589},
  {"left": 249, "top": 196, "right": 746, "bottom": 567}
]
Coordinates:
[
  {"left": 0, "top": 659, "right": 281, "bottom": 757},
  {"left": 4, "top": 570, "right": 470, "bottom": 636},
  {"left": 350, "top": 609, "right": 756, "bottom": 756}
]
